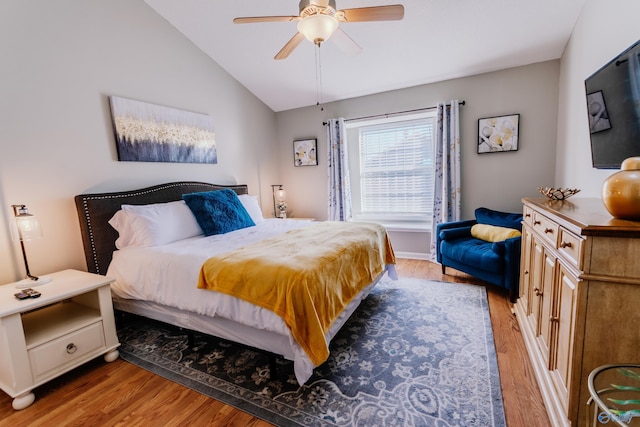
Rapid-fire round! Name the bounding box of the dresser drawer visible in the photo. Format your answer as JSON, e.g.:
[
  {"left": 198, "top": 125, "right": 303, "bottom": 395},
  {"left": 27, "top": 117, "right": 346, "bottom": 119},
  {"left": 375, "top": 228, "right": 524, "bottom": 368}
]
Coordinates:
[
  {"left": 523, "top": 205, "right": 534, "bottom": 226},
  {"left": 558, "top": 227, "right": 583, "bottom": 267},
  {"left": 28, "top": 322, "right": 105, "bottom": 380},
  {"left": 532, "top": 211, "right": 559, "bottom": 247}
]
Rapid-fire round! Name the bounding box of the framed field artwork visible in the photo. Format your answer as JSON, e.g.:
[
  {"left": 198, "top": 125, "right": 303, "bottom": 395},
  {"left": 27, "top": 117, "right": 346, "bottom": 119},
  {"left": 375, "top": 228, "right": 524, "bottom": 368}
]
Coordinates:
[
  {"left": 477, "top": 114, "right": 520, "bottom": 154},
  {"left": 109, "top": 96, "right": 217, "bottom": 164},
  {"left": 293, "top": 138, "right": 318, "bottom": 167}
]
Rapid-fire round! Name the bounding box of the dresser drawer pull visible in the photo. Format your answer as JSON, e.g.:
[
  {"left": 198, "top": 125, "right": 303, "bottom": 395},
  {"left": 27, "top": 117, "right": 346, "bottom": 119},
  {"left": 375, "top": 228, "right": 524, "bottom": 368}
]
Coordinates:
[
  {"left": 66, "top": 343, "right": 78, "bottom": 354},
  {"left": 534, "top": 220, "right": 541, "bottom": 225},
  {"left": 534, "top": 287, "right": 543, "bottom": 297},
  {"left": 525, "top": 213, "right": 531, "bottom": 218},
  {"left": 560, "top": 241, "right": 572, "bottom": 248},
  {"left": 550, "top": 316, "right": 559, "bottom": 323},
  {"left": 544, "top": 228, "right": 554, "bottom": 234}
]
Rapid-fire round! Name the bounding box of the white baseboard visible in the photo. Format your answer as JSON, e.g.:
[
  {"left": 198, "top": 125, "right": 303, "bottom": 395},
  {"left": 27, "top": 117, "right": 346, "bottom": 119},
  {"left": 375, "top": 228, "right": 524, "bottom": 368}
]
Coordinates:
[{"left": 395, "top": 251, "right": 430, "bottom": 260}]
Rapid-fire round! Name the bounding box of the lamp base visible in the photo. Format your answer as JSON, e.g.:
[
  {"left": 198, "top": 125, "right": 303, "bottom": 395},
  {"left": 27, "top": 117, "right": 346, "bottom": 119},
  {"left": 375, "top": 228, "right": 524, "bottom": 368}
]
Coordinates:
[{"left": 15, "top": 275, "right": 53, "bottom": 289}]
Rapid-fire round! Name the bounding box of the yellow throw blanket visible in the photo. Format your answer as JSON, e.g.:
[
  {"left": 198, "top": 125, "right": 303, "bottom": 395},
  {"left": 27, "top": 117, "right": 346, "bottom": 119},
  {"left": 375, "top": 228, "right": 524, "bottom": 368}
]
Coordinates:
[{"left": 198, "top": 221, "right": 395, "bottom": 366}]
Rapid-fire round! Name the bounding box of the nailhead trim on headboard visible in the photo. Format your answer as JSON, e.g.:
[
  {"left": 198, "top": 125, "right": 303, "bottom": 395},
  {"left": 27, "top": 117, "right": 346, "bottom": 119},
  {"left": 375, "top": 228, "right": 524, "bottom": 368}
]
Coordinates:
[{"left": 80, "top": 199, "right": 101, "bottom": 274}]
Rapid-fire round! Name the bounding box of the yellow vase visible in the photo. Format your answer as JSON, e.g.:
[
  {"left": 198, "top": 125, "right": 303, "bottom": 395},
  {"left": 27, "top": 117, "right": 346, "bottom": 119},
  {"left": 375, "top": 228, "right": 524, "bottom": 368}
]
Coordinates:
[{"left": 602, "top": 157, "right": 640, "bottom": 220}]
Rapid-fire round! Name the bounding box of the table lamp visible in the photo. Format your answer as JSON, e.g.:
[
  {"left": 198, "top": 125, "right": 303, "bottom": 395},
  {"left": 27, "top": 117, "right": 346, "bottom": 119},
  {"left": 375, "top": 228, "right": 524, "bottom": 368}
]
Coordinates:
[
  {"left": 11, "top": 204, "right": 52, "bottom": 288},
  {"left": 271, "top": 185, "right": 287, "bottom": 218}
]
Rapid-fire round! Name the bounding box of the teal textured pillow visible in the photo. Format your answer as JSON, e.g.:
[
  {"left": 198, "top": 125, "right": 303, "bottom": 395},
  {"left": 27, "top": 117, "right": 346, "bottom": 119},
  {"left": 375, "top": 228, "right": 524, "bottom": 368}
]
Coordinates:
[{"left": 182, "top": 189, "right": 255, "bottom": 236}]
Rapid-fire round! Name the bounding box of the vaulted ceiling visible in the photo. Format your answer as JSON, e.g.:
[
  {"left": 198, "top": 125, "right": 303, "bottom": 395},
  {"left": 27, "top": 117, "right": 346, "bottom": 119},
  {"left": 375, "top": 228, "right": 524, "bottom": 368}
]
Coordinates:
[{"left": 145, "top": 0, "right": 588, "bottom": 112}]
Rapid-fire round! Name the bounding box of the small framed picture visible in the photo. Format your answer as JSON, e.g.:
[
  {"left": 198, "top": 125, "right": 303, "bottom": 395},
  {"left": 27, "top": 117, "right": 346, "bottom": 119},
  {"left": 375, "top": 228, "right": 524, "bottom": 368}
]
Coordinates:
[
  {"left": 478, "top": 114, "right": 520, "bottom": 154},
  {"left": 293, "top": 138, "right": 318, "bottom": 166}
]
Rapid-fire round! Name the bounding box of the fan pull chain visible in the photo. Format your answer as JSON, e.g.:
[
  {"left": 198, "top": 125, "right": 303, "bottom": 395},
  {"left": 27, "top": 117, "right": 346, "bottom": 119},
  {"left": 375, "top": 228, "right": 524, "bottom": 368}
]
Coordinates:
[{"left": 315, "top": 45, "right": 324, "bottom": 111}]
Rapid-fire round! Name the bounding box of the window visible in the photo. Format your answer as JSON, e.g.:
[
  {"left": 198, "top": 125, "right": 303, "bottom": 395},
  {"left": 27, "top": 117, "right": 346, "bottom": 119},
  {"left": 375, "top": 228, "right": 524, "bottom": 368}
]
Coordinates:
[{"left": 346, "top": 112, "right": 436, "bottom": 229}]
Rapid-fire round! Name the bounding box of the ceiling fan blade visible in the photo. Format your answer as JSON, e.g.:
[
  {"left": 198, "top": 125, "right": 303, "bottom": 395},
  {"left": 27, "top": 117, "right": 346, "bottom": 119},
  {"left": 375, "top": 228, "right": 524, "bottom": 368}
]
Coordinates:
[
  {"left": 275, "top": 32, "right": 306, "bottom": 60},
  {"left": 330, "top": 28, "right": 362, "bottom": 56},
  {"left": 337, "top": 5, "right": 404, "bottom": 22},
  {"left": 233, "top": 16, "right": 299, "bottom": 24}
]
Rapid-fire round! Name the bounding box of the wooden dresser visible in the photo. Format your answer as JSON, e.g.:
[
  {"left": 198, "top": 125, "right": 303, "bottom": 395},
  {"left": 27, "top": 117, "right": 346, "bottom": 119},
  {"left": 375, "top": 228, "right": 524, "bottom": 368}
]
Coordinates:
[{"left": 515, "top": 197, "right": 640, "bottom": 427}]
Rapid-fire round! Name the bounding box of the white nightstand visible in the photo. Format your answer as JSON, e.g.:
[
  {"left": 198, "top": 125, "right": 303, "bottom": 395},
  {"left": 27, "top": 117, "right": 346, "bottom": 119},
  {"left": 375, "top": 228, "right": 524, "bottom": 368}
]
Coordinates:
[{"left": 0, "top": 269, "right": 120, "bottom": 410}]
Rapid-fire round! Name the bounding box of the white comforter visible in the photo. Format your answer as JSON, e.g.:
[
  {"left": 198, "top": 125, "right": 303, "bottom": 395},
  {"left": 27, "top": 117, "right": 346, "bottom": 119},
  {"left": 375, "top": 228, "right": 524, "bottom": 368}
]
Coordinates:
[
  {"left": 107, "top": 219, "right": 395, "bottom": 384},
  {"left": 108, "top": 219, "right": 314, "bottom": 337}
]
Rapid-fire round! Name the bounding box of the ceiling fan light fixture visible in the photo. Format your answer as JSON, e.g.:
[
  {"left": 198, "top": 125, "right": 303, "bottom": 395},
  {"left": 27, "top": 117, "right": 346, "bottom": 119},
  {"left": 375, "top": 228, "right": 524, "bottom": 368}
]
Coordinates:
[{"left": 297, "top": 14, "right": 338, "bottom": 46}]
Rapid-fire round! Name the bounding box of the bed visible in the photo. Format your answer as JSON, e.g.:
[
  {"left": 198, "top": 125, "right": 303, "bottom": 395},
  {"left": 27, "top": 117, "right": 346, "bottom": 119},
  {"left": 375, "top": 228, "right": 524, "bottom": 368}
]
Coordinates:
[{"left": 74, "top": 181, "right": 396, "bottom": 385}]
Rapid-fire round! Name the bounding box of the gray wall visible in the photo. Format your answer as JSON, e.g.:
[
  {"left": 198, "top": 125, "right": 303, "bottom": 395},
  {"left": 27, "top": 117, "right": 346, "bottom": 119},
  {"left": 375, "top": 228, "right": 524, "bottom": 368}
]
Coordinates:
[
  {"left": 276, "top": 61, "right": 560, "bottom": 257},
  {"left": 555, "top": 0, "right": 640, "bottom": 195},
  {"left": 0, "top": 0, "right": 278, "bottom": 284}
]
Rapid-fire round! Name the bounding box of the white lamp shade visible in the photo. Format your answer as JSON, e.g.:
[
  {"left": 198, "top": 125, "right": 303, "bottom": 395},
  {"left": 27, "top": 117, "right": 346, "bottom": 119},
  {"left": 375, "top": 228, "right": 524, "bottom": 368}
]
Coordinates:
[
  {"left": 297, "top": 14, "right": 339, "bottom": 44},
  {"left": 13, "top": 214, "right": 42, "bottom": 241}
]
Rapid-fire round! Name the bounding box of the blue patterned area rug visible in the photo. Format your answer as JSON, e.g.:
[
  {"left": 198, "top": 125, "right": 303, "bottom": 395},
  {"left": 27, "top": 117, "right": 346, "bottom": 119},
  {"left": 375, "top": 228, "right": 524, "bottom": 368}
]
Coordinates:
[{"left": 117, "top": 277, "right": 506, "bottom": 427}]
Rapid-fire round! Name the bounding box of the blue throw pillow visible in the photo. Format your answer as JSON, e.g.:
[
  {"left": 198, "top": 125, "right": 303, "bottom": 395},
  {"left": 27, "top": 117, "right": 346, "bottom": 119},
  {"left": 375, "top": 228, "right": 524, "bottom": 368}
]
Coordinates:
[
  {"left": 475, "top": 207, "right": 523, "bottom": 231},
  {"left": 182, "top": 189, "right": 255, "bottom": 236}
]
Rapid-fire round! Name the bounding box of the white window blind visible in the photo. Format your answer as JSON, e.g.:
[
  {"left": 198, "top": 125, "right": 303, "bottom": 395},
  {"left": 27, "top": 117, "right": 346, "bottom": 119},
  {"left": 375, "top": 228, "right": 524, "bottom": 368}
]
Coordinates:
[{"left": 356, "top": 115, "right": 435, "bottom": 225}]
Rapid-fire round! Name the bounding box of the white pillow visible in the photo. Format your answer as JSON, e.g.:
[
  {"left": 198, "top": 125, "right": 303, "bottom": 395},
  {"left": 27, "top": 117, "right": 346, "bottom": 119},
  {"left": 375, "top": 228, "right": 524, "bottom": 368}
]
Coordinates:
[
  {"left": 108, "top": 210, "right": 137, "bottom": 249},
  {"left": 109, "top": 200, "right": 203, "bottom": 249},
  {"left": 238, "top": 194, "right": 264, "bottom": 224}
]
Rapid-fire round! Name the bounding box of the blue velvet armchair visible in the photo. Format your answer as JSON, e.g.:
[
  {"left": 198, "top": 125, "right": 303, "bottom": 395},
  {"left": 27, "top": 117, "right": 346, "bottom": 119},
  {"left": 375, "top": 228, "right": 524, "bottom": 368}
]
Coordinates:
[{"left": 436, "top": 207, "right": 523, "bottom": 302}]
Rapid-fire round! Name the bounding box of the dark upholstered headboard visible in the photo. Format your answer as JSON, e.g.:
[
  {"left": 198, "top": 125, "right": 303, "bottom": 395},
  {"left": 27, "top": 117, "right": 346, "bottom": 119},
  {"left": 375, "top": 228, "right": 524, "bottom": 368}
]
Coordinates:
[{"left": 74, "top": 182, "right": 249, "bottom": 275}]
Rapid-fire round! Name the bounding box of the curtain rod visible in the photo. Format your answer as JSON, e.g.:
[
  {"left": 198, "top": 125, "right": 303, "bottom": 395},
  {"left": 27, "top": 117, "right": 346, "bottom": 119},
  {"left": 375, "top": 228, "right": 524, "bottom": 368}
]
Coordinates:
[{"left": 322, "top": 100, "right": 465, "bottom": 126}]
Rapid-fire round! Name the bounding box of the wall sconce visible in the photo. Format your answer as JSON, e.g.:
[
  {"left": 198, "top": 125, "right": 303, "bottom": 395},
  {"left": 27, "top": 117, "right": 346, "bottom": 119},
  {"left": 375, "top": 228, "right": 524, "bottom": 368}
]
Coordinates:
[
  {"left": 271, "top": 185, "right": 287, "bottom": 218},
  {"left": 11, "top": 204, "right": 51, "bottom": 288}
]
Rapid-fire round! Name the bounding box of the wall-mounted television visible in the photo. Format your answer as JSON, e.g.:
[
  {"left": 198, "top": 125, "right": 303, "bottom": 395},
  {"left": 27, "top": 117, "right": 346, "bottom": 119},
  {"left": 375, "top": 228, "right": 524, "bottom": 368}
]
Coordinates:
[{"left": 585, "top": 38, "right": 640, "bottom": 169}]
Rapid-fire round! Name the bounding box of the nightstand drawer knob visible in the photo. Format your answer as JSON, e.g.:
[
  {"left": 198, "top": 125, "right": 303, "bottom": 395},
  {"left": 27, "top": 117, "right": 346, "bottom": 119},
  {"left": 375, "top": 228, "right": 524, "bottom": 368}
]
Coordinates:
[{"left": 66, "top": 343, "right": 78, "bottom": 354}]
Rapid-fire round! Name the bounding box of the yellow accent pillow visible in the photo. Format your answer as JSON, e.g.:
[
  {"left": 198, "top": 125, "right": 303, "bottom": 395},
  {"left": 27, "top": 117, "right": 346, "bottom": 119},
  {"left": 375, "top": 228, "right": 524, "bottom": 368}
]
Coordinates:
[{"left": 471, "top": 224, "right": 521, "bottom": 242}]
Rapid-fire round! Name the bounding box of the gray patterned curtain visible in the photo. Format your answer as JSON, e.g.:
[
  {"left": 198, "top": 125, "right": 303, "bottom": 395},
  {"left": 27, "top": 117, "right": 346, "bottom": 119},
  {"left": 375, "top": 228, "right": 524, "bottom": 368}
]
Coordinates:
[
  {"left": 429, "top": 101, "right": 461, "bottom": 260},
  {"left": 326, "top": 118, "right": 352, "bottom": 221}
]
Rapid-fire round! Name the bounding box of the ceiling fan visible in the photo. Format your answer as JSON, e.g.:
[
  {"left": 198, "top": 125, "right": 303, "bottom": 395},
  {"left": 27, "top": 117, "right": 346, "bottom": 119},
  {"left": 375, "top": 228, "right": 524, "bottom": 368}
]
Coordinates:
[{"left": 233, "top": 0, "right": 404, "bottom": 60}]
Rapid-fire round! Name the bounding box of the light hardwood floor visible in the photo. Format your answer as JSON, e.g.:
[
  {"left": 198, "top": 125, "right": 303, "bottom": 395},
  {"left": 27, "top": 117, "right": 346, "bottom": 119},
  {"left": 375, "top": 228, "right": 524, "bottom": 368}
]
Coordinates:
[{"left": 0, "top": 259, "right": 550, "bottom": 426}]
